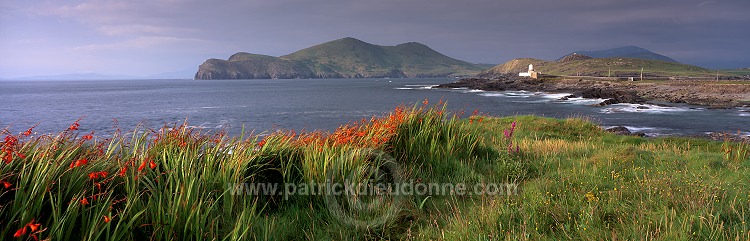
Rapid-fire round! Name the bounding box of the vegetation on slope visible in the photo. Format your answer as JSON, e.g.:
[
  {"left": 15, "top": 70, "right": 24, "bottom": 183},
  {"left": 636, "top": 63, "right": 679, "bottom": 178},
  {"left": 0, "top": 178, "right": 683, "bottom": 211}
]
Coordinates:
[
  {"left": 481, "top": 57, "right": 714, "bottom": 78},
  {"left": 559, "top": 46, "right": 678, "bottom": 63},
  {"left": 2, "top": 103, "right": 748, "bottom": 240},
  {"left": 195, "top": 38, "right": 484, "bottom": 79},
  {"left": 282, "top": 38, "right": 483, "bottom": 78}
]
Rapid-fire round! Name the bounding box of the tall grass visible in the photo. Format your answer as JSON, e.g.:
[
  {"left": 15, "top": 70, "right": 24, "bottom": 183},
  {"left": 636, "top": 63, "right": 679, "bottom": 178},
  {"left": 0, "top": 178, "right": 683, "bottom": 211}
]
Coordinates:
[
  {"left": 2, "top": 103, "right": 748, "bottom": 240},
  {"left": 1, "top": 101, "right": 495, "bottom": 240}
]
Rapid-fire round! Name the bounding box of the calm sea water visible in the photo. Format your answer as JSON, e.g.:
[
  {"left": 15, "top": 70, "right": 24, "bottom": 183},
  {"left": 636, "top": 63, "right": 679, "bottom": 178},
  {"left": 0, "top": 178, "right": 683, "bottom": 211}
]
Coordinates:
[{"left": 1, "top": 78, "right": 748, "bottom": 137}]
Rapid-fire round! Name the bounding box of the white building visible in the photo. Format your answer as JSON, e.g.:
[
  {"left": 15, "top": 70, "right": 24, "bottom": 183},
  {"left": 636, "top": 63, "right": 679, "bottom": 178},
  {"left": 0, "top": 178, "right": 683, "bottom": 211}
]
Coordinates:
[{"left": 519, "top": 64, "right": 538, "bottom": 78}]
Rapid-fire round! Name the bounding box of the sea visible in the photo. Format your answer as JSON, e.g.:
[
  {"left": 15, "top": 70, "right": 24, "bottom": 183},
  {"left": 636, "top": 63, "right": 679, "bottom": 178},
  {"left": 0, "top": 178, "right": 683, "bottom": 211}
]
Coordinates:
[{"left": 1, "top": 78, "right": 748, "bottom": 138}]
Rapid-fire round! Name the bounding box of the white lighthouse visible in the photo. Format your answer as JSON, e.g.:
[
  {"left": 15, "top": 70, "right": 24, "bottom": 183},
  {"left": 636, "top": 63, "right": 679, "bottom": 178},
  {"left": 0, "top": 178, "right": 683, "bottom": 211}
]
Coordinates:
[{"left": 519, "top": 64, "right": 539, "bottom": 79}]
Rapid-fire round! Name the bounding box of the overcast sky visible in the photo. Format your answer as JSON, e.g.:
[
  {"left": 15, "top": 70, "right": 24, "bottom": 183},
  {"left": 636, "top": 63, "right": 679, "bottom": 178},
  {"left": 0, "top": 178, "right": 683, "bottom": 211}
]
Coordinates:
[{"left": 1, "top": 0, "right": 748, "bottom": 78}]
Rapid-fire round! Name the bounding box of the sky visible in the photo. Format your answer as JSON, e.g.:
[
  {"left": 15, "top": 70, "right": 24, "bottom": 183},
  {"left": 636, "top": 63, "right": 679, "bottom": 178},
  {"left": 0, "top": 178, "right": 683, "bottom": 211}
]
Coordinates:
[{"left": 1, "top": 0, "right": 749, "bottom": 78}]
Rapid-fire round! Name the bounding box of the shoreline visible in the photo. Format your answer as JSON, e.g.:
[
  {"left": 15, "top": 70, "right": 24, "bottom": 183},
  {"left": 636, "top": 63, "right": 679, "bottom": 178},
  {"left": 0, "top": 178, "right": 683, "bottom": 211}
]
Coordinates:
[{"left": 436, "top": 75, "right": 750, "bottom": 108}]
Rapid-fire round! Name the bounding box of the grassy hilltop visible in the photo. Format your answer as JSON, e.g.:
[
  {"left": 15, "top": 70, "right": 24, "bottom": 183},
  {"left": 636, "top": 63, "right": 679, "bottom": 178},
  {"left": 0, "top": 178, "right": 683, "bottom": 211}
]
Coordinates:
[
  {"left": 2, "top": 103, "right": 749, "bottom": 240},
  {"left": 480, "top": 56, "right": 714, "bottom": 78},
  {"left": 195, "top": 38, "right": 484, "bottom": 79}
]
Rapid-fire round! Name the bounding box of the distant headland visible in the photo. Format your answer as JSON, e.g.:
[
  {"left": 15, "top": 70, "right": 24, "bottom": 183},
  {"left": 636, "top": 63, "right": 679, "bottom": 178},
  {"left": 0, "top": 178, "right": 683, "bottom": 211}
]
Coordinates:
[{"left": 194, "top": 37, "right": 484, "bottom": 80}]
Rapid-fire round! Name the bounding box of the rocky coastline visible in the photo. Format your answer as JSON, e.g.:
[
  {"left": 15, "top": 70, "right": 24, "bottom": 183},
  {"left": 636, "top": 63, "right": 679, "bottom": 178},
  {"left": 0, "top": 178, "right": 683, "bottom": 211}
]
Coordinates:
[{"left": 436, "top": 75, "right": 750, "bottom": 108}]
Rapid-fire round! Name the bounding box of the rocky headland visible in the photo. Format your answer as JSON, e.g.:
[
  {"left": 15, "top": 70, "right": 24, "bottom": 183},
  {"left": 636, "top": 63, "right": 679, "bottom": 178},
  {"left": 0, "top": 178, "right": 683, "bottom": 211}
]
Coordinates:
[{"left": 437, "top": 75, "right": 750, "bottom": 108}]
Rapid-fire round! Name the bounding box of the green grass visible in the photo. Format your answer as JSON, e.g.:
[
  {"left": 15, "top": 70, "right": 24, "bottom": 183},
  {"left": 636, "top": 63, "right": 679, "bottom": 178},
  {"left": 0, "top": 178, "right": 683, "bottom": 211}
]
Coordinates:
[
  {"left": 481, "top": 57, "right": 728, "bottom": 78},
  {"left": 2, "top": 104, "right": 749, "bottom": 240},
  {"left": 723, "top": 68, "right": 750, "bottom": 77}
]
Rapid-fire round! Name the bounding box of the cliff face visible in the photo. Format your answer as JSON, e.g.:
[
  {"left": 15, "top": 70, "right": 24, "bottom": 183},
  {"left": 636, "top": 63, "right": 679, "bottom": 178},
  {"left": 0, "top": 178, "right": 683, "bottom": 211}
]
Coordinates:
[
  {"left": 194, "top": 38, "right": 483, "bottom": 80},
  {"left": 194, "top": 54, "right": 316, "bottom": 79}
]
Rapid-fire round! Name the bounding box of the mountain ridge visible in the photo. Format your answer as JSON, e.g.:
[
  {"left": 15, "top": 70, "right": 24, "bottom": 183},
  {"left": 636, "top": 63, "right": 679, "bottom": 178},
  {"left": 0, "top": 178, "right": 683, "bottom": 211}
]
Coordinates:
[
  {"left": 195, "top": 37, "right": 484, "bottom": 80},
  {"left": 559, "top": 46, "right": 678, "bottom": 63}
]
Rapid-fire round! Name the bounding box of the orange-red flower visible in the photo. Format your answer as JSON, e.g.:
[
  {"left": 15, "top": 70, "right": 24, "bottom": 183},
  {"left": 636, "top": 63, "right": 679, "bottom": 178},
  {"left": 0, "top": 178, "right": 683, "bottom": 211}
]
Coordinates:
[
  {"left": 22, "top": 127, "right": 33, "bottom": 136},
  {"left": 149, "top": 159, "right": 157, "bottom": 169},
  {"left": 13, "top": 226, "right": 26, "bottom": 238},
  {"left": 1, "top": 180, "right": 12, "bottom": 189},
  {"left": 103, "top": 215, "right": 111, "bottom": 223},
  {"left": 80, "top": 197, "right": 89, "bottom": 205},
  {"left": 257, "top": 139, "right": 266, "bottom": 148},
  {"left": 88, "top": 171, "right": 108, "bottom": 179},
  {"left": 119, "top": 167, "right": 127, "bottom": 177},
  {"left": 12, "top": 220, "right": 42, "bottom": 239},
  {"left": 70, "top": 158, "right": 88, "bottom": 168},
  {"left": 138, "top": 159, "right": 148, "bottom": 171},
  {"left": 423, "top": 98, "right": 429, "bottom": 105},
  {"left": 28, "top": 222, "right": 40, "bottom": 232},
  {"left": 14, "top": 219, "right": 41, "bottom": 238},
  {"left": 69, "top": 121, "right": 80, "bottom": 131},
  {"left": 82, "top": 134, "right": 93, "bottom": 140}
]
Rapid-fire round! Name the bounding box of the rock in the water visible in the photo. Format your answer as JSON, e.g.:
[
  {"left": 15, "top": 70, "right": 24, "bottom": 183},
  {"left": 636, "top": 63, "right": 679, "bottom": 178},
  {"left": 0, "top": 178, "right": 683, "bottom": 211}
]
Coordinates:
[
  {"left": 559, "top": 94, "right": 576, "bottom": 100},
  {"left": 606, "top": 126, "right": 632, "bottom": 135},
  {"left": 584, "top": 88, "right": 645, "bottom": 106}
]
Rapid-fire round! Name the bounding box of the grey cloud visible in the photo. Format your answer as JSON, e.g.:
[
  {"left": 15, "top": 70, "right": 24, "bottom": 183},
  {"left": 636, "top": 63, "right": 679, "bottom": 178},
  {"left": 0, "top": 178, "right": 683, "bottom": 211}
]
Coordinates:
[{"left": 2, "top": 0, "right": 749, "bottom": 77}]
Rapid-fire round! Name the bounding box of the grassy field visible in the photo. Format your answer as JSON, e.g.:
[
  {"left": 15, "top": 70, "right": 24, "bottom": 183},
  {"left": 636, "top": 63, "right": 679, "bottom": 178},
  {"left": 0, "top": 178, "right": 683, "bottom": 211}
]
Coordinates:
[
  {"left": 2, "top": 103, "right": 749, "bottom": 240},
  {"left": 480, "top": 57, "right": 743, "bottom": 79}
]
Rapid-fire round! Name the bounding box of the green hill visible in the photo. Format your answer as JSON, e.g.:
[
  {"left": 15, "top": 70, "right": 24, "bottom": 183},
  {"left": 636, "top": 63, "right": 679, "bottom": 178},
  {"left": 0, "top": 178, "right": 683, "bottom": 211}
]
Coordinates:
[
  {"left": 559, "top": 46, "right": 679, "bottom": 63},
  {"left": 195, "top": 37, "right": 484, "bottom": 79},
  {"left": 480, "top": 56, "right": 714, "bottom": 78},
  {"left": 477, "top": 58, "right": 548, "bottom": 78}
]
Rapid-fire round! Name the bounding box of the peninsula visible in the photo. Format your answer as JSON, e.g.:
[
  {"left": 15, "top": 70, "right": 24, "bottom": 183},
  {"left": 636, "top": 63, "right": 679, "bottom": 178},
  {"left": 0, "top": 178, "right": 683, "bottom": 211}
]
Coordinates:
[{"left": 194, "top": 37, "right": 484, "bottom": 79}]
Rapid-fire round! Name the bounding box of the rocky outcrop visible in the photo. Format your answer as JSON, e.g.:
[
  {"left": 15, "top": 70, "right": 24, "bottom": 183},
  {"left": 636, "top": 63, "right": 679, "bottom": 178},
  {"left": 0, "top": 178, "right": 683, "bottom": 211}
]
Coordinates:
[
  {"left": 438, "top": 76, "right": 645, "bottom": 106},
  {"left": 436, "top": 76, "right": 750, "bottom": 108},
  {"left": 606, "top": 126, "right": 646, "bottom": 137},
  {"left": 579, "top": 88, "right": 644, "bottom": 105},
  {"left": 194, "top": 54, "right": 315, "bottom": 80}
]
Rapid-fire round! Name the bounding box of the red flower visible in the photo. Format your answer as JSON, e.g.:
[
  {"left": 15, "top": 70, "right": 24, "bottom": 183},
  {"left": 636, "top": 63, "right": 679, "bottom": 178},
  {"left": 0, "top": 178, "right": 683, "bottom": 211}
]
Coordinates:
[
  {"left": 118, "top": 167, "right": 127, "bottom": 177},
  {"left": 423, "top": 98, "right": 429, "bottom": 105},
  {"left": 1, "top": 180, "right": 12, "bottom": 189},
  {"left": 138, "top": 160, "right": 148, "bottom": 171},
  {"left": 80, "top": 197, "right": 89, "bottom": 205},
  {"left": 149, "top": 159, "right": 157, "bottom": 169},
  {"left": 69, "top": 122, "right": 80, "bottom": 131},
  {"left": 257, "top": 139, "right": 266, "bottom": 148},
  {"left": 70, "top": 158, "right": 88, "bottom": 168},
  {"left": 28, "top": 222, "right": 40, "bottom": 232},
  {"left": 103, "top": 215, "right": 111, "bottom": 223},
  {"left": 23, "top": 127, "right": 33, "bottom": 136},
  {"left": 88, "top": 171, "right": 108, "bottom": 179},
  {"left": 82, "top": 134, "right": 93, "bottom": 140},
  {"left": 13, "top": 226, "right": 26, "bottom": 238}
]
